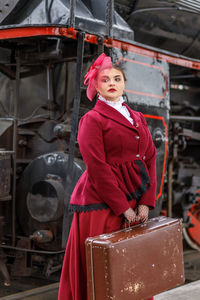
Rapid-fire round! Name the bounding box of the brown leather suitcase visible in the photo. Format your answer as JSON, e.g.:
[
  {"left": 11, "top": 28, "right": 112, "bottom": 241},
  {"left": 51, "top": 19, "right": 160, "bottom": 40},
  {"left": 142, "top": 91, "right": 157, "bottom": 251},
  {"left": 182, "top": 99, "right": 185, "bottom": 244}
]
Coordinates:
[{"left": 85, "top": 216, "right": 185, "bottom": 300}]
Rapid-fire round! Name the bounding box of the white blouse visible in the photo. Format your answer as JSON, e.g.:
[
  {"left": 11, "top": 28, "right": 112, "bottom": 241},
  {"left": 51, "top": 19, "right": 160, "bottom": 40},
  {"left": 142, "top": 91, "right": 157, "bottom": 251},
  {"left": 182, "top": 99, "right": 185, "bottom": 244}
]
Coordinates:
[{"left": 98, "top": 95, "right": 134, "bottom": 125}]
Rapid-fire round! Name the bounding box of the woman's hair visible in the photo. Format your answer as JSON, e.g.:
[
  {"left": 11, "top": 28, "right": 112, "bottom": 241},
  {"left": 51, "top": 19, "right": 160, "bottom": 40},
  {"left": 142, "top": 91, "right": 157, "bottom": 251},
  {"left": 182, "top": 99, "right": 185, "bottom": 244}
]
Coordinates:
[{"left": 113, "top": 65, "right": 127, "bottom": 82}]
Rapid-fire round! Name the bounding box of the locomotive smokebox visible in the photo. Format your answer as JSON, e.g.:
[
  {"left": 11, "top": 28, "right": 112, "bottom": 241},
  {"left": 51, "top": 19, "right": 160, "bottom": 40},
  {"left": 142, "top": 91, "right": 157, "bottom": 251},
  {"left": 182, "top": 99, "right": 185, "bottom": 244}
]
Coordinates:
[
  {"left": 27, "top": 178, "right": 64, "bottom": 223},
  {"left": 17, "top": 152, "right": 83, "bottom": 251}
]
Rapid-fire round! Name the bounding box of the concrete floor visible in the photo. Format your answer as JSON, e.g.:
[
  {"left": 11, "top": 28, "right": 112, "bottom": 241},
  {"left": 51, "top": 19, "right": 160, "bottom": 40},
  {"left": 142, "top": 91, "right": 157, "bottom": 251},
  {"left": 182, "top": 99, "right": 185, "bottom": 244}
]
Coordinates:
[
  {"left": 0, "top": 283, "right": 59, "bottom": 300},
  {"left": 1, "top": 280, "right": 200, "bottom": 299},
  {"left": 155, "top": 280, "right": 200, "bottom": 300}
]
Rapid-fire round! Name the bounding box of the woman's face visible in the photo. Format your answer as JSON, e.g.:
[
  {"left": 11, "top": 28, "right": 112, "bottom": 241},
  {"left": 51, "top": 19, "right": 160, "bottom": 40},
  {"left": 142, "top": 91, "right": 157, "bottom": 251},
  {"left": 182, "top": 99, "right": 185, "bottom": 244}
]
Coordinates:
[{"left": 95, "top": 68, "right": 125, "bottom": 102}]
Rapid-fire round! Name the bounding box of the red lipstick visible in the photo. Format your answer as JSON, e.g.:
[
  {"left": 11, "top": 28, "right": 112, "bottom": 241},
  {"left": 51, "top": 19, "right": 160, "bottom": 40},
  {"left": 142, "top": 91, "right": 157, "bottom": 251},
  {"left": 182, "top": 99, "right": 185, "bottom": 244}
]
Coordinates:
[{"left": 108, "top": 88, "right": 116, "bottom": 92}]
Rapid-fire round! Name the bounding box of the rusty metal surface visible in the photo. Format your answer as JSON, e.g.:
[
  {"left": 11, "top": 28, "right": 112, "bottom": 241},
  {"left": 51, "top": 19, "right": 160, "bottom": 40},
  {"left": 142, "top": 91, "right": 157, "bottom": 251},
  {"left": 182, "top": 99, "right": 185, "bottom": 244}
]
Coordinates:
[
  {"left": 0, "top": 216, "right": 10, "bottom": 286},
  {"left": 0, "top": 152, "right": 11, "bottom": 199},
  {"left": 11, "top": 238, "right": 32, "bottom": 277}
]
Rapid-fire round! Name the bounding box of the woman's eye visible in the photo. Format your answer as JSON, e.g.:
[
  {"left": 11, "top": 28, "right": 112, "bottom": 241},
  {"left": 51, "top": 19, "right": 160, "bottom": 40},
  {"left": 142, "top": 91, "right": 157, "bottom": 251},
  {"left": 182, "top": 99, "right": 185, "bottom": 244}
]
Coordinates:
[
  {"left": 102, "top": 78, "right": 109, "bottom": 82},
  {"left": 115, "top": 77, "right": 121, "bottom": 82}
]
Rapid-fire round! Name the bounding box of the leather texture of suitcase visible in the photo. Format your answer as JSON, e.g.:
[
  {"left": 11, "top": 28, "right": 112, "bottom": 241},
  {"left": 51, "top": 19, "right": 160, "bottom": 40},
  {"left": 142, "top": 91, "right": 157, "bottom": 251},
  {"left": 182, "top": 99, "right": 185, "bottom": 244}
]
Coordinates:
[{"left": 85, "top": 216, "right": 185, "bottom": 300}]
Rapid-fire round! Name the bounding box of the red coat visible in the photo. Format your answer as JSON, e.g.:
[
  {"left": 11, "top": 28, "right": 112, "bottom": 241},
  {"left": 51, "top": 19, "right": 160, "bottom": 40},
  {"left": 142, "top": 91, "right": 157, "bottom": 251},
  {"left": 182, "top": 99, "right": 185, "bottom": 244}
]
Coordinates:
[
  {"left": 69, "top": 100, "right": 156, "bottom": 216},
  {"left": 59, "top": 99, "right": 156, "bottom": 300}
]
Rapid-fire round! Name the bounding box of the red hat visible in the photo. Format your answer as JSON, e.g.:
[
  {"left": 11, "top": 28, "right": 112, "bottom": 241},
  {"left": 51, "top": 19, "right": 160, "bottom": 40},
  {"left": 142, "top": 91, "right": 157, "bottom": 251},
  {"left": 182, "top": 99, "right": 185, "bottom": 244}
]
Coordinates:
[{"left": 84, "top": 53, "right": 112, "bottom": 101}]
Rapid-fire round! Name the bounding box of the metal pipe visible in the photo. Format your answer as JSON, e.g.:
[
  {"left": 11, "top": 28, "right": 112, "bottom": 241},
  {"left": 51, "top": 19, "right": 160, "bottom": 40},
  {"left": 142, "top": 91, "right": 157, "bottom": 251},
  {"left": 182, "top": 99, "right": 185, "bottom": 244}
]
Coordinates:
[
  {"left": 46, "top": 64, "right": 54, "bottom": 119},
  {"left": 170, "top": 115, "right": 200, "bottom": 122},
  {"left": 97, "top": 36, "right": 104, "bottom": 55},
  {"left": 69, "top": 0, "right": 76, "bottom": 28},
  {"left": 0, "top": 118, "right": 14, "bottom": 121},
  {"left": 12, "top": 53, "right": 20, "bottom": 246},
  {"left": 63, "top": 62, "right": 68, "bottom": 114},
  {"left": 67, "top": 31, "right": 85, "bottom": 172},
  {"left": 0, "top": 244, "right": 64, "bottom": 255},
  {"left": 106, "top": 0, "right": 114, "bottom": 38},
  {"left": 168, "top": 160, "right": 173, "bottom": 218},
  {"left": 171, "top": 74, "right": 198, "bottom": 79},
  {"left": 130, "top": 6, "right": 200, "bottom": 16},
  {"left": 46, "top": 64, "right": 51, "bottom": 102},
  {"left": 62, "top": 31, "right": 85, "bottom": 248},
  {"left": 178, "top": 0, "right": 200, "bottom": 11}
]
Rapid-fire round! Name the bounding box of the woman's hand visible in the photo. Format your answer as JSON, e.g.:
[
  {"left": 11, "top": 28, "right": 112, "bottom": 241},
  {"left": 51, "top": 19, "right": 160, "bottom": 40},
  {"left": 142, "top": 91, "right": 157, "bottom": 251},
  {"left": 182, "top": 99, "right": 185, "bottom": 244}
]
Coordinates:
[
  {"left": 123, "top": 207, "right": 137, "bottom": 223},
  {"left": 136, "top": 205, "right": 149, "bottom": 223}
]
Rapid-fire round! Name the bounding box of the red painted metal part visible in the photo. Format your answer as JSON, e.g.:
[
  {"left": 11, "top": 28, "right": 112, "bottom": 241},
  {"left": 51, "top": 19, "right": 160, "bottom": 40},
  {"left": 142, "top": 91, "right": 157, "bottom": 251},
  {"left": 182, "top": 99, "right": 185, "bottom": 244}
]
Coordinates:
[
  {"left": 144, "top": 115, "right": 168, "bottom": 202},
  {"left": 109, "top": 39, "right": 200, "bottom": 70},
  {"left": 0, "top": 26, "right": 78, "bottom": 40},
  {"left": 0, "top": 26, "right": 200, "bottom": 69},
  {"left": 187, "top": 192, "right": 200, "bottom": 246}
]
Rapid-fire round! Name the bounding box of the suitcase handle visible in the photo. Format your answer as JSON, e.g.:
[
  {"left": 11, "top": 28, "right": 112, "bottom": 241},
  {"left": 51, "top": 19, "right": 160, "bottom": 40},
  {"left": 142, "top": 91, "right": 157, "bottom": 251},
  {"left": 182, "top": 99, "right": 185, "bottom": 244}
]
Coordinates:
[
  {"left": 123, "top": 216, "right": 176, "bottom": 231},
  {"left": 123, "top": 219, "right": 141, "bottom": 230}
]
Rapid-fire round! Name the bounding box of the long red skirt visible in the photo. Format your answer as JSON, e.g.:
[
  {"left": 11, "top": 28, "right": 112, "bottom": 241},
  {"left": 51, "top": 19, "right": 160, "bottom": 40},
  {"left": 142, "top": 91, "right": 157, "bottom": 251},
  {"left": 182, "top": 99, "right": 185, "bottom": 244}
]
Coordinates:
[{"left": 58, "top": 200, "right": 153, "bottom": 300}]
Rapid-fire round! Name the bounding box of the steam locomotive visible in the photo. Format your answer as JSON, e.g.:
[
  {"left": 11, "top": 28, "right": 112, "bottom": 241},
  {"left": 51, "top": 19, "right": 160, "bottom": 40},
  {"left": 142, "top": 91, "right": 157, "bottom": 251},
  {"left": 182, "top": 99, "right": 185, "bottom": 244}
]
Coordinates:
[{"left": 0, "top": 0, "right": 200, "bottom": 286}]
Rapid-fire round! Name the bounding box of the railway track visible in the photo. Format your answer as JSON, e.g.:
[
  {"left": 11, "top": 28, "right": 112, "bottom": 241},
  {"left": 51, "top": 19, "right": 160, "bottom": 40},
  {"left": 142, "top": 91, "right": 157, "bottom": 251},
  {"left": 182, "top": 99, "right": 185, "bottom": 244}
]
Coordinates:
[{"left": 0, "top": 249, "right": 200, "bottom": 300}]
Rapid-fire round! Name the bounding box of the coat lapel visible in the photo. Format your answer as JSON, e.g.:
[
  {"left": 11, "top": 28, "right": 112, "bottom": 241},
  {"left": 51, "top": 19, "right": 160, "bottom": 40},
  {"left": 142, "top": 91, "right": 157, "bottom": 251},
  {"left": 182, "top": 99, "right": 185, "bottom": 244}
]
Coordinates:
[{"left": 93, "top": 100, "right": 138, "bottom": 131}]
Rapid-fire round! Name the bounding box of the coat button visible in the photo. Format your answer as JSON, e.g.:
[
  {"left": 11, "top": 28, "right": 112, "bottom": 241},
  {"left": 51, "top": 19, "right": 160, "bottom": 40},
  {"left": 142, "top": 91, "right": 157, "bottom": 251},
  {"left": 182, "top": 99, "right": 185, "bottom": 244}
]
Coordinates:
[
  {"left": 143, "top": 156, "right": 146, "bottom": 160},
  {"left": 135, "top": 136, "right": 140, "bottom": 140},
  {"left": 135, "top": 122, "right": 139, "bottom": 128},
  {"left": 136, "top": 154, "right": 140, "bottom": 158}
]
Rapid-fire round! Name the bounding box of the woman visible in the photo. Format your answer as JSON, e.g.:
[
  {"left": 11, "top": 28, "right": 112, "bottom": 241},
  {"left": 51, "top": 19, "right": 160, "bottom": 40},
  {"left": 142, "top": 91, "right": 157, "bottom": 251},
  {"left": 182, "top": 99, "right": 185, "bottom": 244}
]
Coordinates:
[{"left": 58, "top": 53, "right": 156, "bottom": 300}]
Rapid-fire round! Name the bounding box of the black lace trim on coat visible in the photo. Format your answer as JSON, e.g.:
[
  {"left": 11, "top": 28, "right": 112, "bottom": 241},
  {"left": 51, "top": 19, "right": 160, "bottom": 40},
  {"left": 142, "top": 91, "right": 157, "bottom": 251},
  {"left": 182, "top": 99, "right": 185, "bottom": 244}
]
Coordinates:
[
  {"left": 129, "top": 160, "right": 150, "bottom": 203},
  {"left": 69, "top": 202, "right": 108, "bottom": 213},
  {"left": 69, "top": 160, "right": 150, "bottom": 213}
]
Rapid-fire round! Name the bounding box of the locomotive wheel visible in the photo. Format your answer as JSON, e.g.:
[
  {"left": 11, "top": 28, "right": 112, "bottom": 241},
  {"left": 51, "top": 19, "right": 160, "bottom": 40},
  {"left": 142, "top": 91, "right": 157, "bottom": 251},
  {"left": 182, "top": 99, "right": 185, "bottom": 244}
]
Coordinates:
[{"left": 183, "top": 196, "right": 200, "bottom": 251}]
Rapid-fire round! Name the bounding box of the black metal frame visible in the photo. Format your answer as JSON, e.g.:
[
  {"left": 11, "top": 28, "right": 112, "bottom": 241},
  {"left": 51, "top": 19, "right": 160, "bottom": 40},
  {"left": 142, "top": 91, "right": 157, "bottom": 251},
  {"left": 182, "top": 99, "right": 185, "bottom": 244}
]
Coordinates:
[
  {"left": 69, "top": 0, "right": 76, "bottom": 28},
  {"left": 0, "top": 0, "right": 115, "bottom": 261},
  {"left": 67, "top": 31, "right": 85, "bottom": 172},
  {"left": 66, "top": 0, "right": 114, "bottom": 174},
  {"left": 11, "top": 51, "right": 20, "bottom": 246},
  {"left": 106, "top": 0, "right": 114, "bottom": 38}
]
